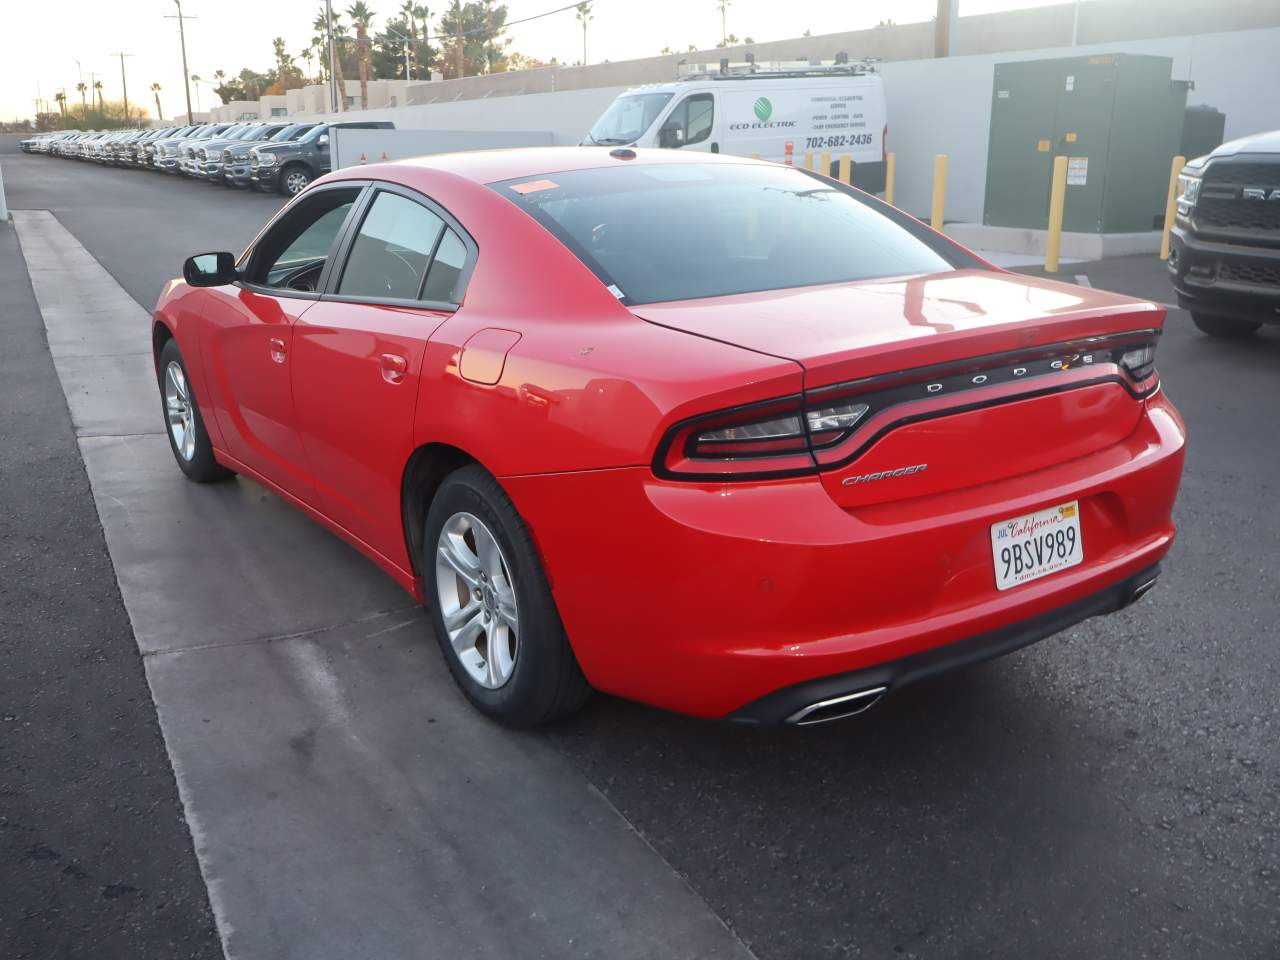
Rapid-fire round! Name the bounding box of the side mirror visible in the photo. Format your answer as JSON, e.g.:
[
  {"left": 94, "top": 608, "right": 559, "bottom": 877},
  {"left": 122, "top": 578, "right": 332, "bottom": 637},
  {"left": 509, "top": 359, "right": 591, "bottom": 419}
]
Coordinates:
[
  {"left": 317, "top": 134, "right": 329, "bottom": 148},
  {"left": 658, "top": 122, "right": 685, "bottom": 149},
  {"left": 183, "top": 251, "right": 238, "bottom": 287}
]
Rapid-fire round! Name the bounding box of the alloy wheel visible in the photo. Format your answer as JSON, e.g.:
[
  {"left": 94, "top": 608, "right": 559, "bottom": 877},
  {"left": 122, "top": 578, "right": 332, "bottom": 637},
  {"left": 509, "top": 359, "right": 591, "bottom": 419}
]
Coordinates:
[
  {"left": 434, "top": 512, "right": 520, "bottom": 689},
  {"left": 163, "top": 360, "right": 197, "bottom": 462},
  {"left": 285, "top": 171, "right": 310, "bottom": 195}
]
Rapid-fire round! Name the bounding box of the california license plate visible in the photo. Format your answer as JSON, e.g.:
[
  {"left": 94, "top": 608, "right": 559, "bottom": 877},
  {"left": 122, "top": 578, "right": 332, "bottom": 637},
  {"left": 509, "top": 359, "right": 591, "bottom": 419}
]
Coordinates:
[{"left": 990, "top": 501, "right": 1083, "bottom": 591}]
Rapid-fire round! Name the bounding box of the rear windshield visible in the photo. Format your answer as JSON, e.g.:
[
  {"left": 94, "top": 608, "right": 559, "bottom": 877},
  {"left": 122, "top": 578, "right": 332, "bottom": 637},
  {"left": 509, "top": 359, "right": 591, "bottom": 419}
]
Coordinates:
[{"left": 493, "top": 163, "right": 960, "bottom": 304}]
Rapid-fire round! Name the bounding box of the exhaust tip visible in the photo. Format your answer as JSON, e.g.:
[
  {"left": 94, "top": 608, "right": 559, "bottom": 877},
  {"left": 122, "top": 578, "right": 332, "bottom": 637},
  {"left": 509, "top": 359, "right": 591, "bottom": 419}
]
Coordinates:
[
  {"left": 1127, "top": 575, "right": 1159, "bottom": 606},
  {"left": 785, "top": 686, "right": 887, "bottom": 726}
]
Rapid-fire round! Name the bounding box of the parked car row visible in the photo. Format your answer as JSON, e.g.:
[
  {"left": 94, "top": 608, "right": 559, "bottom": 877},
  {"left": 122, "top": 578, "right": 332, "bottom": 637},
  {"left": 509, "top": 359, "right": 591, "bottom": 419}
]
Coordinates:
[{"left": 20, "top": 119, "right": 395, "bottom": 196}]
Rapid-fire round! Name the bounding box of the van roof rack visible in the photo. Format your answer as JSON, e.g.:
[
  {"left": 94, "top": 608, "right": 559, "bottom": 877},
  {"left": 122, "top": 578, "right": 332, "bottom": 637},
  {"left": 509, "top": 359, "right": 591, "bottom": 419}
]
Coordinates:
[{"left": 677, "top": 53, "right": 878, "bottom": 81}]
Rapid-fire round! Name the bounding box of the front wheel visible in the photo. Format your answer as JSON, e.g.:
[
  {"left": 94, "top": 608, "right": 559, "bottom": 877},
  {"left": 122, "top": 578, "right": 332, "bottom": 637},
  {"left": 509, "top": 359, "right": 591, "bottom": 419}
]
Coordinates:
[
  {"left": 279, "top": 164, "right": 312, "bottom": 196},
  {"left": 424, "top": 465, "right": 590, "bottom": 727},
  {"left": 157, "top": 339, "right": 235, "bottom": 483},
  {"left": 1191, "top": 312, "right": 1261, "bottom": 339}
]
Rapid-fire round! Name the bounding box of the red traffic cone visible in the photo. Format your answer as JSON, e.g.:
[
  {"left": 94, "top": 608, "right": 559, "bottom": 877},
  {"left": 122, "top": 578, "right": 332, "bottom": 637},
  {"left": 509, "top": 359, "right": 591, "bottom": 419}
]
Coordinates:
[
  {"left": 359, "top": 152, "right": 367, "bottom": 164},
  {"left": 381, "top": 151, "right": 389, "bottom": 161}
]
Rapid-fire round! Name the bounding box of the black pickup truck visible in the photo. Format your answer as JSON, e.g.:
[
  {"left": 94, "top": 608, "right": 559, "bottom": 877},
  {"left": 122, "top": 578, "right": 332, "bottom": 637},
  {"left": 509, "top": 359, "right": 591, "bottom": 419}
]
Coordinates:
[
  {"left": 248, "top": 119, "right": 395, "bottom": 196},
  {"left": 1168, "top": 130, "right": 1280, "bottom": 338}
]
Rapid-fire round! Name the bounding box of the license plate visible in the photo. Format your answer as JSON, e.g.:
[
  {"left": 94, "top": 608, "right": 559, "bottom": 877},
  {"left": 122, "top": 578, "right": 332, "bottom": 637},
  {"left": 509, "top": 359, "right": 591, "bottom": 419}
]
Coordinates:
[{"left": 990, "top": 501, "right": 1083, "bottom": 591}]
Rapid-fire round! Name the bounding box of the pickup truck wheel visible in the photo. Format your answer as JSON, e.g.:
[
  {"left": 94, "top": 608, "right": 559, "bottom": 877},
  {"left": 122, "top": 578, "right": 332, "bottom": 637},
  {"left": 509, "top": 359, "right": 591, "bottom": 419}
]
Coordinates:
[
  {"left": 280, "top": 164, "right": 312, "bottom": 196},
  {"left": 1191, "top": 312, "right": 1261, "bottom": 339}
]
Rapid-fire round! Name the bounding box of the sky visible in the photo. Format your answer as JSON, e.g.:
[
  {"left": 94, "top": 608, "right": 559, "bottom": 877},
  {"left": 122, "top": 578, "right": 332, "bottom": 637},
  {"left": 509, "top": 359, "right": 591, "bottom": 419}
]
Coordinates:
[{"left": 1, "top": 0, "right": 1066, "bottom": 123}]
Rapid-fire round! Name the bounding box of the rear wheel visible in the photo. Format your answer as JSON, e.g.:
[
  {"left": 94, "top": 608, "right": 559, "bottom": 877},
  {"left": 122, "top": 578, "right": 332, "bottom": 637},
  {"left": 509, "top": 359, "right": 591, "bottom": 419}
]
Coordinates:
[
  {"left": 280, "top": 164, "right": 312, "bottom": 196},
  {"left": 424, "top": 465, "right": 590, "bottom": 727},
  {"left": 157, "top": 339, "right": 234, "bottom": 483},
  {"left": 1191, "top": 312, "right": 1261, "bottom": 338}
]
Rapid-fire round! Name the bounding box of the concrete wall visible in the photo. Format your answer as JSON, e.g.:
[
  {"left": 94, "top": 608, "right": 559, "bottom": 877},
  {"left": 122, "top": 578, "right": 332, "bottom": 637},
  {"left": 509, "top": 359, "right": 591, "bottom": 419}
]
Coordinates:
[
  {"left": 881, "top": 27, "right": 1280, "bottom": 222},
  {"left": 330, "top": 128, "right": 553, "bottom": 169}
]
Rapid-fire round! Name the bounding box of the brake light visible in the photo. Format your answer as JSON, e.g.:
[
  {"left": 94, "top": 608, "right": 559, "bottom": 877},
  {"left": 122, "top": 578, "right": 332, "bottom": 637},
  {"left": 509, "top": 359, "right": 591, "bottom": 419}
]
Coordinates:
[{"left": 654, "top": 330, "right": 1159, "bottom": 482}]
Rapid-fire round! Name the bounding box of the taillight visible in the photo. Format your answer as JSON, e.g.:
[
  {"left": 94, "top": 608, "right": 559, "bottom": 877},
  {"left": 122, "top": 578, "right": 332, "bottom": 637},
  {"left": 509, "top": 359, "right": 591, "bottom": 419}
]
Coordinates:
[{"left": 655, "top": 396, "right": 817, "bottom": 480}]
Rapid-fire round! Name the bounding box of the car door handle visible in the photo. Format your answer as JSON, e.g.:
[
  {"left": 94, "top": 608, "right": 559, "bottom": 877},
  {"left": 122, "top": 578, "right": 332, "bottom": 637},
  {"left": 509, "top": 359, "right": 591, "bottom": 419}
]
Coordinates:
[
  {"left": 269, "top": 337, "right": 287, "bottom": 363},
  {"left": 379, "top": 353, "right": 408, "bottom": 384}
]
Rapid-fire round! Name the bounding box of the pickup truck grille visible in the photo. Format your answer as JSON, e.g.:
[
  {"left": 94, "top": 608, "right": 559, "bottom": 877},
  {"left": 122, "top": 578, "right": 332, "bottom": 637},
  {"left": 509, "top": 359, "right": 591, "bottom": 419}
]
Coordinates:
[
  {"left": 1196, "top": 158, "right": 1280, "bottom": 238},
  {"left": 1219, "top": 261, "right": 1280, "bottom": 287}
]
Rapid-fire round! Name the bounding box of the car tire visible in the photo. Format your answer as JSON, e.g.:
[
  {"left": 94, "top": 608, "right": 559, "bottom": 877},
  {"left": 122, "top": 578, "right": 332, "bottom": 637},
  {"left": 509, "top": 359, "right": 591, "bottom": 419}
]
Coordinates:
[
  {"left": 424, "top": 464, "right": 591, "bottom": 727},
  {"left": 157, "top": 339, "right": 235, "bottom": 483},
  {"left": 1191, "top": 312, "right": 1261, "bottom": 338},
  {"left": 280, "top": 164, "right": 312, "bottom": 196}
]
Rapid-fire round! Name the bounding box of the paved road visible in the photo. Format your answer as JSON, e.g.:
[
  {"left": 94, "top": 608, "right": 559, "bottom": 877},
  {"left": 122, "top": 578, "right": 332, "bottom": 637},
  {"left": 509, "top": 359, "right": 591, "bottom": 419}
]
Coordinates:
[{"left": 3, "top": 152, "right": 1278, "bottom": 959}]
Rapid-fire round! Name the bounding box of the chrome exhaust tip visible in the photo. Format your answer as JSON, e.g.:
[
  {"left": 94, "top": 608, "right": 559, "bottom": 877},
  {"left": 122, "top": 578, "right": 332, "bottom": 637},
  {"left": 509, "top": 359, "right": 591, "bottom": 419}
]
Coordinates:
[
  {"left": 1127, "top": 575, "right": 1159, "bottom": 606},
  {"left": 784, "top": 686, "right": 887, "bottom": 726}
]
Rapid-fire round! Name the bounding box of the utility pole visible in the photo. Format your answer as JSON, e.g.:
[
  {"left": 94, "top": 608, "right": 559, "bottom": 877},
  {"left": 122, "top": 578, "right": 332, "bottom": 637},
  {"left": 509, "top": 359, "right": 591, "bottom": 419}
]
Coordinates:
[
  {"left": 165, "top": 0, "right": 197, "bottom": 124},
  {"left": 325, "top": 0, "right": 338, "bottom": 113},
  {"left": 934, "top": 0, "right": 956, "bottom": 58},
  {"left": 113, "top": 52, "right": 133, "bottom": 124}
]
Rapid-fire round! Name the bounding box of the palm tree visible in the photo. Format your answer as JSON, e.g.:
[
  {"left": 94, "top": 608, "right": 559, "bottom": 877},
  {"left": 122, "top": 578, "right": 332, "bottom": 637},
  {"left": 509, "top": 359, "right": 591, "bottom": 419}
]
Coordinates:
[
  {"left": 150, "top": 82, "right": 163, "bottom": 121},
  {"left": 716, "top": 0, "right": 731, "bottom": 46},
  {"left": 314, "top": 7, "right": 350, "bottom": 110},
  {"left": 190, "top": 74, "right": 203, "bottom": 110},
  {"left": 93, "top": 79, "right": 104, "bottom": 110},
  {"left": 575, "top": 2, "right": 592, "bottom": 66},
  {"left": 400, "top": 0, "right": 418, "bottom": 78},
  {"left": 75, "top": 81, "right": 87, "bottom": 115},
  {"left": 413, "top": 3, "right": 431, "bottom": 72},
  {"left": 301, "top": 45, "right": 315, "bottom": 83},
  {"left": 347, "top": 1, "right": 375, "bottom": 109},
  {"left": 272, "top": 36, "right": 294, "bottom": 89},
  {"left": 54, "top": 91, "right": 67, "bottom": 121}
]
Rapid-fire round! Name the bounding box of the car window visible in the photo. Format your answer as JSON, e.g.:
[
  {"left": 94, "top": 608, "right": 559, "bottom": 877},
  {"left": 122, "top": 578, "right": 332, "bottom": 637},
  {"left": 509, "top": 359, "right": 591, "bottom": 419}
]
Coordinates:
[
  {"left": 247, "top": 188, "right": 361, "bottom": 292},
  {"left": 421, "top": 229, "right": 467, "bottom": 304},
  {"left": 495, "top": 163, "right": 959, "bottom": 305},
  {"left": 337, "top": 192, "right": 445, "bottom": 300},
  {"left": 666, "top": 94, "right": 714, "bottom": 147}
]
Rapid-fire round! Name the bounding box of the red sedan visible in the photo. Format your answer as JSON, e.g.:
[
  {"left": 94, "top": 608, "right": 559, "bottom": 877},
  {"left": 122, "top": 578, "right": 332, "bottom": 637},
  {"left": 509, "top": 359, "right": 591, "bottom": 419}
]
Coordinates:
[{"left": 153, "top": 148, "right": 1185, "bottom": 726}]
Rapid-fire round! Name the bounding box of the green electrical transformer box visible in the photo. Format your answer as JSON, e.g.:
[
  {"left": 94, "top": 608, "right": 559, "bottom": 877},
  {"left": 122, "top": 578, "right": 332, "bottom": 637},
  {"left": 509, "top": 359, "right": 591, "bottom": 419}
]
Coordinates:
[{"left": 983, "top": 54, "right": 1189, "bottom": 234}]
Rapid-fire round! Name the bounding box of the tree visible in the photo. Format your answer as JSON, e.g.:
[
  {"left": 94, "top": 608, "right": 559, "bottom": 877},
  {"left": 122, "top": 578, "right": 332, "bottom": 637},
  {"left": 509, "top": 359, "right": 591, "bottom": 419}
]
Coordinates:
[
  {"left": 150, "top": 82, "right": 163, "bottom": 120},
  {"left": 575, "top": 2, "right": 592, "bottom": 66},
  {"left": 76, "top": 81, "right": 87, "bottom": 113},
  {"left": 93, "top": 79, "right": 104, "bottom": 110},
  {"left": 272, "top": 37, "right": 295, "bottom": 91},
  {"left": 438, "top": 0, "right": 508, "bottom": 79},
  {"left": 716, "top": 0, "right": 730, "bottom": 46},
  {"left": 313, "top": 6, "right": 351, "bottom": 109},
  {"left": 347, "top": 1, "right": 376, "bottom": 109},
  {"left": 54, "top": 91, "right": 67, "bottom": 121}
]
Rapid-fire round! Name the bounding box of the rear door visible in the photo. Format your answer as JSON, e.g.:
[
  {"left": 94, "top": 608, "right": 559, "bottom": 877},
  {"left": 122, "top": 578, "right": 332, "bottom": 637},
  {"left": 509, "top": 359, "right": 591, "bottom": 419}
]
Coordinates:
[
  {"left": 200, "top": 182, "right": 364, "bottom": 497},
  {"left": 291, "top": 183, "right": 474, "bottom": 563}
]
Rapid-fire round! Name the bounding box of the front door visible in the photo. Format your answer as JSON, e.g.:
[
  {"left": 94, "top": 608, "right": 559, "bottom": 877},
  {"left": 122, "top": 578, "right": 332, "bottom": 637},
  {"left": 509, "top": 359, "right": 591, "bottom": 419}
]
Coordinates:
[
  {"left": 201, "top": 184, "right": 363, "bottom": 497},
  {"left": 292, "top": 187, "right": 470, "bottom": 564},
  {"left": 661, "top": 93, "right": 717, "bottom": 153}
]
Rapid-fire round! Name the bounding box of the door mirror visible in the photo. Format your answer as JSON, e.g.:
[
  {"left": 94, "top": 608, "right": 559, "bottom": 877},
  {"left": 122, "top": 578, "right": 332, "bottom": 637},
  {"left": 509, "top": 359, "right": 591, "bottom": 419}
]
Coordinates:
[
  {"left": 658, "top": 121, "right": 685, "bottom": 149},
  {"left": 183, "top": 251, "right": 238, "bottom": 287},
  {"left": 317, "top": 134, "right": 329, "bottom": 148}
]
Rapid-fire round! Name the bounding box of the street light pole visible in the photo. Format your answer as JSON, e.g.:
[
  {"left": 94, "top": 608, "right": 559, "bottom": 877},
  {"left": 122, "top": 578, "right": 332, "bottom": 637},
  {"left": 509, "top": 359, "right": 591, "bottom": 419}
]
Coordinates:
[
  {"left": 113, "top": 52, "right": 133, "bottom": 124},
  {"left": 166, "top": 0, "right": 196, "bottom": 124},
  {"left": 325, "top": 0, "right": 338, "bottom": 113}
]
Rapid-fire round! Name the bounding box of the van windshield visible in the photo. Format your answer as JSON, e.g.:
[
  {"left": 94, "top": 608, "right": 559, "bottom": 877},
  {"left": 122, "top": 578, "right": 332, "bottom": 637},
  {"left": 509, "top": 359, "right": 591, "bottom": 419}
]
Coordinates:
[
  {"left": 494, "top": 163, "right": 960, "bottom": 305},
  {"left": 584, "top": 93, "right": 673, "bottom": 146}
]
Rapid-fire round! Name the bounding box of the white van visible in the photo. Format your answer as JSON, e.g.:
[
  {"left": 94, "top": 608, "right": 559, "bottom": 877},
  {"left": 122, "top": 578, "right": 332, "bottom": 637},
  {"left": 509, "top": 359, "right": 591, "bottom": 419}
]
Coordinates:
[{"left": 583, "top": 58, "right": 889, "bottom": 193}]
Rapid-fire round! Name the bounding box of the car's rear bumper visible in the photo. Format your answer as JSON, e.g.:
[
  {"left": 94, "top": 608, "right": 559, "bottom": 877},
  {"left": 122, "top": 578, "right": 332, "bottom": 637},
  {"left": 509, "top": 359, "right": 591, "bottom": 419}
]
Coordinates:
[{"left": 501, "top": 391, "right": 1186, "bottom": 720}]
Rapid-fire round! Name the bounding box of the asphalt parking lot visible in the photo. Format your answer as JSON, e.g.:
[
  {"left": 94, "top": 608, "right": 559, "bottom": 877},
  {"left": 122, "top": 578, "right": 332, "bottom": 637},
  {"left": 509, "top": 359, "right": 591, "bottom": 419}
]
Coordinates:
[{"left": 2, "top": 149, "right": 1278, "bottom": 960}]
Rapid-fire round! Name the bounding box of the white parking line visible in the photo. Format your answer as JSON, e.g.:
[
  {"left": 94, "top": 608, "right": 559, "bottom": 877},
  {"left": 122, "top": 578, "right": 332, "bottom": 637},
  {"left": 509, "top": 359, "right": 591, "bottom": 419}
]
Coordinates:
[{"left": 14, "top": 209, "right": 756, "bottom": 960}]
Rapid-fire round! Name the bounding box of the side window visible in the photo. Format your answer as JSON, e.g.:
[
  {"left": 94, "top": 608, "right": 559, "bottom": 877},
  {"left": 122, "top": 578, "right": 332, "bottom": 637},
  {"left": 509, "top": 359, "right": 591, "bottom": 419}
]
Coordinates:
[
  {"left": 338, "top": 192, "right": 445, "bottom": 300},
  {"left": 663, "top": 93, "right": 714, "bottom": 148},
  {"left": 421, "top": 229, "right": 467, "bottom": 304},
  {"left": 247, "top": 188, "right": 360, "bottom": 292}
]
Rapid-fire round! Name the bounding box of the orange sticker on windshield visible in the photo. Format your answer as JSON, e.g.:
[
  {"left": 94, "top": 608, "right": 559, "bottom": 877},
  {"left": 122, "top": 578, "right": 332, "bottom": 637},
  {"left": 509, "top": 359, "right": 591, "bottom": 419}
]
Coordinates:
[{"left": 511, "top": 179, "right": 560, "bottom": 194}]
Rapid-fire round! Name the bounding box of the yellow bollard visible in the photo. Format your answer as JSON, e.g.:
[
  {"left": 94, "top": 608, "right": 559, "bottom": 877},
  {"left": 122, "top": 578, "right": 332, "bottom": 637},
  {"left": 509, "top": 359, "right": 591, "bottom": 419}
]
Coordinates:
[
  {"left": 803, "top": 150, "right": 814, "bottom": 170},
  {"left": 885, "top": 152, "right": 897, "bottom": 205},
  {"left": 819, "top": 151, "right": 831, "bottom": 177},
  {"left": 930, "top": 154, "right": 947, "bottom": 230},
  {"left": 1044, "top": 155, "right": 1069, "bottom": 274},
  {"left": 1160, "top": 154, "right": 1186, "bottom": 261},
  {"left": 837, "top": 154, "right": 852, "bottom": 184}
]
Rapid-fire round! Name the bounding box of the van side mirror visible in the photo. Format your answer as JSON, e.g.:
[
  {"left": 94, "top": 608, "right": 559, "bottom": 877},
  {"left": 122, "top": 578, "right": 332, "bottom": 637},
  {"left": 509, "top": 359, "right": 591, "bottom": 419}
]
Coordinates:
[
  {"left": 658, "top": 122, "right": 685, "bottom": 149},
  {"left": 183, "top": 252, "right": 238, "bottom": 287},
  {"left": 317, "top": 134, "right": 329, "bottom": 148}
]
